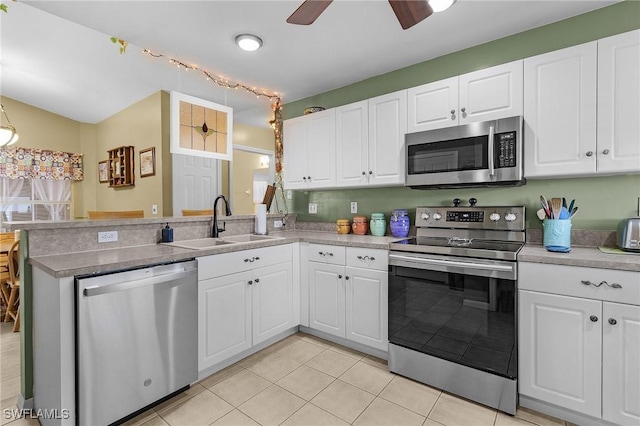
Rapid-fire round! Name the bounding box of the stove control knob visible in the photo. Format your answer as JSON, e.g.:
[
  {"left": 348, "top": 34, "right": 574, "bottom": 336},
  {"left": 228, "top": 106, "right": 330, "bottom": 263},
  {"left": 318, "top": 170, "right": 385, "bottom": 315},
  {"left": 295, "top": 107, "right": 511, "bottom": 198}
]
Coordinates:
[
  {"left": 432, "top": 212, "right": 442, "bottom": 220},
  {"left": 490, "top": 213, "right": 501, "bottom": 222},
  {"left": 469, "top": 197, "right": 478, "bottom": 207},
  {"left": 505, "top": 213, "right": 517, "bottom": 222},
  {"left": 420, "top": 212, "right": 430, "bottom": 220}
]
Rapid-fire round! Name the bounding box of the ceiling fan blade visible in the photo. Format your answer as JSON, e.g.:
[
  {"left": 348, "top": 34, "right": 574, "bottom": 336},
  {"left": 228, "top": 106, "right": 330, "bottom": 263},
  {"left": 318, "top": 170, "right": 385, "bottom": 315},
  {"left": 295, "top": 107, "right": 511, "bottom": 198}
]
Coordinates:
[
  {"left": 388, "top": 0, "right": 433, "bottom": 30},
  {"left": 287, "top": 0, "right": 334, "bottom": 25}
]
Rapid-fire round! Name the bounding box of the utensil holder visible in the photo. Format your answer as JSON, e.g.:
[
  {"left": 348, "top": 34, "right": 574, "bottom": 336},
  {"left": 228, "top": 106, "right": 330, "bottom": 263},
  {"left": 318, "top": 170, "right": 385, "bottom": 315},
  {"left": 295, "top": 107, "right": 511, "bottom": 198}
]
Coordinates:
[{"left": 543, "top": 219, "right": 572, "bottom": 252}]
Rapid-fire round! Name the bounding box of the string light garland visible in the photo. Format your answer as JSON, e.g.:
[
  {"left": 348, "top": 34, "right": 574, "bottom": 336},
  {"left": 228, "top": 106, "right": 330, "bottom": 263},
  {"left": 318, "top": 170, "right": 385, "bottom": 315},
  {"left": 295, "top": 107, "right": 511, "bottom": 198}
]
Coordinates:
[{"left": 137, "top": 45, "right": 288, "bottom": 219}]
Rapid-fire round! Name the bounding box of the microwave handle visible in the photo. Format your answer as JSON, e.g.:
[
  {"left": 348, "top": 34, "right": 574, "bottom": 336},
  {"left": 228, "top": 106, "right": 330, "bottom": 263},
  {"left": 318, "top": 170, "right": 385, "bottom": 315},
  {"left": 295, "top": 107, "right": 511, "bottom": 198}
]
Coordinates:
[{"left": 488, "top": 125, "right": 495, "bottom": 176}]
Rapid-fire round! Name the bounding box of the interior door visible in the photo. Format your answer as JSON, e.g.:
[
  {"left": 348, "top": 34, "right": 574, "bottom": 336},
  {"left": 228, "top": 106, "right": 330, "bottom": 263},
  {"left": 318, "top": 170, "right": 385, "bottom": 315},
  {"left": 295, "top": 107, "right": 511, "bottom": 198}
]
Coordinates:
[{"left": 172, "top": 153, "right": 220, "bottom": 215}]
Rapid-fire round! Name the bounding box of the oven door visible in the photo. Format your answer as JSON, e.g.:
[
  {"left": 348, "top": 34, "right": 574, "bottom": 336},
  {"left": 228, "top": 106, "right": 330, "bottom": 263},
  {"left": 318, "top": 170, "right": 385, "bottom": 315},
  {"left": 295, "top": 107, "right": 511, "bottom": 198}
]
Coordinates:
[{"left": 388, "top": 251, "right": 517, "bottom": 379}]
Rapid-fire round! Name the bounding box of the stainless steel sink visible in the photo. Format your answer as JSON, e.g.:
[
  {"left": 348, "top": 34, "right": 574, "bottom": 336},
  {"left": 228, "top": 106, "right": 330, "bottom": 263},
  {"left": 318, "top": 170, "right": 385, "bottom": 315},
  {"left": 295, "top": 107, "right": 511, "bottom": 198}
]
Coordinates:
[
  {"left": 221, "top": 234, "right": 283, "bottom": 243},
  {"left": 163, "top": 238, "right": 237, "bottom": 250}
]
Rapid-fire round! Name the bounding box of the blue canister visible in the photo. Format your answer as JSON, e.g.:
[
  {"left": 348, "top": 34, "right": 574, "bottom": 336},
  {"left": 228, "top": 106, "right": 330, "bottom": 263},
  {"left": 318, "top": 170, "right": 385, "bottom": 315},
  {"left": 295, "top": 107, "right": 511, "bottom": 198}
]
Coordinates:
[
  {"left": 370, "top": 213, "right": 386, "bottom": 236},
  {"left": 543, "top": 219, "right": 571, "bottom": 252},
  {"left": 390, "top": 209, "right": 410, "bottom": 238}
]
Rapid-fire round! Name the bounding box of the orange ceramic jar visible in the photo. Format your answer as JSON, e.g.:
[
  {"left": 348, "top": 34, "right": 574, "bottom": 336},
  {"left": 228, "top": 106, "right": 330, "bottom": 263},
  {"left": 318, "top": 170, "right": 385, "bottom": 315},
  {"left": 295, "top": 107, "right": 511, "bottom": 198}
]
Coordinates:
[
  {"left": 352, "top": 215, "right": 369, "bottom": 235},
  {"left": 336, "top": 219, "right": 351, "bottom": 234}
]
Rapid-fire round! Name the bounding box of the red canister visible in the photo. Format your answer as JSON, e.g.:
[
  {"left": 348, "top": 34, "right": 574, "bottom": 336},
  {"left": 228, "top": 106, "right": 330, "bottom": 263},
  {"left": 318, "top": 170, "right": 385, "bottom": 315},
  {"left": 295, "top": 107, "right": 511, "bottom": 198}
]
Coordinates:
[{"left": 352, "top": 215, "right": 369, "bottom": 235}]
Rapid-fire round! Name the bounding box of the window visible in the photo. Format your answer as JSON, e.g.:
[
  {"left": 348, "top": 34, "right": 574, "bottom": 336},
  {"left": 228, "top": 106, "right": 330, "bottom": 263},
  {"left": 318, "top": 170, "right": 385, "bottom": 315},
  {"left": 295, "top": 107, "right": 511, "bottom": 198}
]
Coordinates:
[{"left": 0, "top": 178, "right": 72, "bottom": 230}]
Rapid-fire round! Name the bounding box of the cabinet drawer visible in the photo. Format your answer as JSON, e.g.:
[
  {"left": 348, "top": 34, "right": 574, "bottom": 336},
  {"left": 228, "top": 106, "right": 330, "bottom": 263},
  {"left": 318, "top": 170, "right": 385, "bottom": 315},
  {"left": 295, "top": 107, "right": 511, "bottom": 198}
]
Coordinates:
[
  {"left": 198, "top": 244, "right": 292, "bottom": 280},
  {"left": 519, "top": 262, "right": 640, "bottom": 305},
  {"left": 308, "top": 244, "right": 346, "bottom": 265},
  {"left": 346, "top": 247, "right": 388, "bottom": 271}
]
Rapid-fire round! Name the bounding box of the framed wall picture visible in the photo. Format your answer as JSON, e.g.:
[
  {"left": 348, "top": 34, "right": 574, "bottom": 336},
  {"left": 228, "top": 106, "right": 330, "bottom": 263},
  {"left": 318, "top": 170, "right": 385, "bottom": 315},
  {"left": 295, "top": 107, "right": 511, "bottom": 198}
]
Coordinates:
[
  {"left": 140, "top": 147, "right": 156, "bottom": 177},
  {"left": 98, "top": 160, "right": 109, "bottom": 183}
]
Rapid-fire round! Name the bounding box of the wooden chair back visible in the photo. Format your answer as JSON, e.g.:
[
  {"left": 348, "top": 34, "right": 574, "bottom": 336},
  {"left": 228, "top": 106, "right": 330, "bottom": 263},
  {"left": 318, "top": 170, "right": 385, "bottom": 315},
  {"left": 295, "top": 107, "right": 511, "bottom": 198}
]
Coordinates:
[
  {"left": 7, "top": 240, "right": 19, "bottom": 284},
  {"left": 88, "top": 210, "right": 145, "bottom": 219},
  {"left": 182, "top": 209, "right": 213, "bottom": 216}
]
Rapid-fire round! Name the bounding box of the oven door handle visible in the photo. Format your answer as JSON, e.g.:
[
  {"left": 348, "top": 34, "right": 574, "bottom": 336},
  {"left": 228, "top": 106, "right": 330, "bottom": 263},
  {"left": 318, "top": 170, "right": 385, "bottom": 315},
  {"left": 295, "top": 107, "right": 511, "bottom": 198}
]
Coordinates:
[{"left": 389, "top": 253, "right": 514, "bottom": 272}]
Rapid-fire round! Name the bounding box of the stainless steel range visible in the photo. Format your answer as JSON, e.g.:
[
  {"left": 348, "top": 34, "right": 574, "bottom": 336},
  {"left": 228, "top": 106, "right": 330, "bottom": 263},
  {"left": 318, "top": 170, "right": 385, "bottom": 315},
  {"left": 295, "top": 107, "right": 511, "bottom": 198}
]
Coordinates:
[{"left": 388, "top": 198, "right": 525, "bottom": 415}]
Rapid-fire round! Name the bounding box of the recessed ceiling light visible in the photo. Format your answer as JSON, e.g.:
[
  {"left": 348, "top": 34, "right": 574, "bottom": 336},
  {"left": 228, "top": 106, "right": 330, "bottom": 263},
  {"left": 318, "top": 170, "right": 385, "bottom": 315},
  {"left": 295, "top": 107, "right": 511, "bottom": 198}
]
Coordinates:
[
  {"left": 429, "top": 0, "right": 456, "bottom": 13},
  {"left": 235, "top": 34, "right": 263, "bottom": 52}
]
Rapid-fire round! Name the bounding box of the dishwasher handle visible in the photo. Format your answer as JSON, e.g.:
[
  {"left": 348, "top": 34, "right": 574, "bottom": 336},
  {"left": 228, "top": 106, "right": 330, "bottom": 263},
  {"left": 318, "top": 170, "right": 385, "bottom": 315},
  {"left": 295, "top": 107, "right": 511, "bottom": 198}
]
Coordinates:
[{"left": 83, "top": 269, "right": 194, "bottom": 297}]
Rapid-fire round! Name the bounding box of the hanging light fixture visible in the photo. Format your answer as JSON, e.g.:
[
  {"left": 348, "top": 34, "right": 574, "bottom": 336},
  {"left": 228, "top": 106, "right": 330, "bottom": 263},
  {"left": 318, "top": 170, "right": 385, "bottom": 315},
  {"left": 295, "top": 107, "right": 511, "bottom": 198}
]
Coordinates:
[{"left": 0, "top": 104, "right": 19, "bottom": 147}]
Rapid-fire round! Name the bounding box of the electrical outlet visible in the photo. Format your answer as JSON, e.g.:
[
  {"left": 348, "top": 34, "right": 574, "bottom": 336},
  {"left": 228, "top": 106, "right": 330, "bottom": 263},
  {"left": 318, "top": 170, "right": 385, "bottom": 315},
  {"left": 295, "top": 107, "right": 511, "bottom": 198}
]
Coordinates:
[
  {"left": 308, "top": 203, "right": 318, "bottom": 214},
  {"left": 274, "top": 220, "right": 283, "bottom": 228},
  {"left": 286, "top": 190, "right": 292, "bottom": 200},
  {"left": 98, "top": 231, "right": 118, "bottom": 243},
  {"left": 152, "top": 204, "right": 158, "bottom": 215},
  {"left": 350, "top": 201, "right": 358, "bottom": 214}
]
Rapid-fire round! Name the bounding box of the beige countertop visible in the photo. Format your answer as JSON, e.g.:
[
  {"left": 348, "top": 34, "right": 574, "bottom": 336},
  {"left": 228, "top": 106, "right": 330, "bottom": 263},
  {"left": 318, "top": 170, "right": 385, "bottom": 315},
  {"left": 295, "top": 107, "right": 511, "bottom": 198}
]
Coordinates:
[
  {"left": 29, "top": 230, "right": 398, "bottom": 278},
  {"left": 29, "top": 230, "right": 639, "bottom": 278},
  {"left": 518, "top": 245, "right": 640, "bottom": 272}
]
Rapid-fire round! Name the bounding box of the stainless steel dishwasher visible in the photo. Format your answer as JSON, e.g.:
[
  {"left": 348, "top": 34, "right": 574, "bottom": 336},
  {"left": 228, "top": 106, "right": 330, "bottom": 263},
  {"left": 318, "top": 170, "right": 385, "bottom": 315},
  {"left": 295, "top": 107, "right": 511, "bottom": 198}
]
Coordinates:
[{"left": 75, "top": 259, "right": 198, "bottom": 426}]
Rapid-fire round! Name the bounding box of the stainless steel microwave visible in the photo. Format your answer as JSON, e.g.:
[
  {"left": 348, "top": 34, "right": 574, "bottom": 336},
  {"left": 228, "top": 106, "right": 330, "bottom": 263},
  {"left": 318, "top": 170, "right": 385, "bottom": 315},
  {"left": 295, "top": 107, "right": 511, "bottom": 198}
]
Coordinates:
[{"left": 405, "top": 116, "right": 525, "bottom": 188}]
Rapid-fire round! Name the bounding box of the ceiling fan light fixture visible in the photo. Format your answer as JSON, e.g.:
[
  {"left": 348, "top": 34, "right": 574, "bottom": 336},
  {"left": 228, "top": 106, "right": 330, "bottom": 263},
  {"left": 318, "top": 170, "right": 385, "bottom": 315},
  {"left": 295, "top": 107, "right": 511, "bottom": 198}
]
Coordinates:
[
  {"left": 429, "top": 0, "right": 455, "bottom": 13},
  {"left": 0, "top": 104, "right": 19, "bottom": 147},
  {"left": 235, "top": 34, "right": 263, "bottom": 52}
]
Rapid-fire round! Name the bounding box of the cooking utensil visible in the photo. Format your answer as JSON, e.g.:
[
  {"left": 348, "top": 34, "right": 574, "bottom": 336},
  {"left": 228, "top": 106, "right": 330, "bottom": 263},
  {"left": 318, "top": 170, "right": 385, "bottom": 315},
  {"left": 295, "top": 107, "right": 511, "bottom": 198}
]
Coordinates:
[
  {"left": 569, "top": 206, "right": 578, "bottom": 218},
  {"left": 562, "top": 197, "right": 567, "bottom": 209},
  {"left": 568, "top": 199, "right": 575, "bottom": 213},
  {"left": 540, "top": 195, "right": 549, "bottom": 210},
  {"left": 550, "top": 198, "right": 562, "bottom": 220},
  {"left": 536, "top": 208, "right": 547, "bottom": 220},
  {"left": 559, "top": 207, "right": 570, "bottom": 220}
]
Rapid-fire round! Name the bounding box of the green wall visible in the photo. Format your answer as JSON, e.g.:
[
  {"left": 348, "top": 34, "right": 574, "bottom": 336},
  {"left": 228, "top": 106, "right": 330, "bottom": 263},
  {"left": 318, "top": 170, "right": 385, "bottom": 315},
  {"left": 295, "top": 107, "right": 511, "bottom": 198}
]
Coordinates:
[{"left": 283, "top": 1, "right": 640, "bottom": 230}]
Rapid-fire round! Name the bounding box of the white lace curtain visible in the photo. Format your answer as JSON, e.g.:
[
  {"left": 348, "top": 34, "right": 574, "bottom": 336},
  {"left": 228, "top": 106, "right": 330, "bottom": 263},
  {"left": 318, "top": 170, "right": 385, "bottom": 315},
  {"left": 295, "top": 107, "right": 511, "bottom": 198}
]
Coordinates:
[
  {"left": 33, "top": 179, "right": 71, "bottom": 221},
  {"left": 0, "top": 178, "right": 25, "bottom": 222}
]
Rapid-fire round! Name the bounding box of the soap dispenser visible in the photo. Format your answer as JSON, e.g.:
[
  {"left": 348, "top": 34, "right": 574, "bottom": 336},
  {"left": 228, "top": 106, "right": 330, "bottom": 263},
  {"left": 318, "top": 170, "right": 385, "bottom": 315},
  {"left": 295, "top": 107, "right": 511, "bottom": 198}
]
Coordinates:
[{"left": 161, "top": 223, "right": 173, "bottom": 243}]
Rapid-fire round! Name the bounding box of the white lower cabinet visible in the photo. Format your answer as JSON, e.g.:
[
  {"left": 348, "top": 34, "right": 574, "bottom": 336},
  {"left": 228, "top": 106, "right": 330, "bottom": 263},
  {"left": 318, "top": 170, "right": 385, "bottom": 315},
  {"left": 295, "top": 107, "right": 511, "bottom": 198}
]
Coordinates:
[
  {"left": 519, "top": 262, "right": 640, "bottom": 425},
  {"left": 198, "top": 245, "right": 293, "bottom": 372},
  {"left": 308, "top": 244, "right": 388, "bottom": 352}
]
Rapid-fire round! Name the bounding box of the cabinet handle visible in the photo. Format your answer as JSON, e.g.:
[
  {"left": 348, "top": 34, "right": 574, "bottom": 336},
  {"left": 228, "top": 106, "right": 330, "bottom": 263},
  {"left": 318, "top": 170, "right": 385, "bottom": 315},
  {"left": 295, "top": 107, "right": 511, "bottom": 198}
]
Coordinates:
[
  {"left": 248, "top": 280, "right": 253, "bottom": 285},
  {"left": 590, "top": 315, "right": 598, "bottom": 322},
  {"left": 608, "top": 318, "right": 617, "bottom": 325},
  {"left": 244, "top": 258, "right": 250, "bottom": 262},
  {"left": 338, "top": 275, "right": 342, "bottom": 279},
  {"left": 450, "top": 109, "right": 455, "bottom": 116},
  {"left": 254, "top": 256, "right": 260, "bottom": 261},
  {"left": 580, "top": 280, "right": 623, "bottom": 289},
  {"left": 254, "top": 278, "right": 260, "bottom": 283},
  {"left": 303, "top": 177, "right": 307, "bottom": 181},
  {"left": 369, "top": 171, "right": 373, "bottom": 175},
  {"left": 307, "top": 176, "right": 311, "bottom": 180},
  {"left": 586, "top": 151, "right": 593, "bottom": 157},
  {"left": 357, "top": 255, "right": 376, "bottom": 261},
  {"left": 461, "top": 107, "right": 466, "bottom": 113},
  {"left": 318, "top": 251, "right": 334, "bottom": 257},
  {"left": 345, "top": 276, "right": 350, "bottom": 280},
  {"left": 602, "top": 149, "right": 610, "bottom": 155},
  {"left": 362, "top": 171, "right": 366, "bottom": 175}
]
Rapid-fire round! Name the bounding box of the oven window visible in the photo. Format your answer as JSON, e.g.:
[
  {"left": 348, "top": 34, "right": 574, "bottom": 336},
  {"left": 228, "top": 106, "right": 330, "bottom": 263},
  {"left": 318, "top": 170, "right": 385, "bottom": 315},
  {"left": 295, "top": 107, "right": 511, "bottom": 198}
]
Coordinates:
[
  {"left": 408, "top": 136, "right": 488, "bottom": 175},
  {"left": 388, "top": 266, "right": 516, "bottom": 379}
]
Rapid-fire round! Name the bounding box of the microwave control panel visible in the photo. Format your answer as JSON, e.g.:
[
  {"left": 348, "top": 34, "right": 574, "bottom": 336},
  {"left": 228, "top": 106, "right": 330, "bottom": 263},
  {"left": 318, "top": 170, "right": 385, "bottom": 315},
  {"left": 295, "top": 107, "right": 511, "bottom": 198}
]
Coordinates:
[{"left": 495, "top": 131, "right": 516, "bottom": 168}]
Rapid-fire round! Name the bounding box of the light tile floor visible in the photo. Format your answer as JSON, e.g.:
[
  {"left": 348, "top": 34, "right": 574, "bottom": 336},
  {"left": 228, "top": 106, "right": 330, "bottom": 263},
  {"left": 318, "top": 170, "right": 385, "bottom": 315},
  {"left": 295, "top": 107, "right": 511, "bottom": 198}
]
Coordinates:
[{"left": 0, "top": 324, "right": 570, "bottom": 426}]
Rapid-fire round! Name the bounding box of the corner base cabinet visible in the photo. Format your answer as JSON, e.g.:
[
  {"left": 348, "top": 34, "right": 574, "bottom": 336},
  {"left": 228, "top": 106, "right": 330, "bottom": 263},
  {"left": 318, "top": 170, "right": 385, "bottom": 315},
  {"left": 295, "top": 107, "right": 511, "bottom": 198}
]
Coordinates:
[{"left": 518, "top": 262, "right": 640, "bottom": 425}]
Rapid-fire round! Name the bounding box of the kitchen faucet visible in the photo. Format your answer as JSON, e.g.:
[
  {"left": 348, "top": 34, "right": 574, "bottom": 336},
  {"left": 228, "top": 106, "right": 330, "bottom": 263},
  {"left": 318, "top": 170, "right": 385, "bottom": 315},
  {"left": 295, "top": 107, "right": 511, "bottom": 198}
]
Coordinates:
[{"left": 212, "top": 195, "right": 232, "bottom": 238}]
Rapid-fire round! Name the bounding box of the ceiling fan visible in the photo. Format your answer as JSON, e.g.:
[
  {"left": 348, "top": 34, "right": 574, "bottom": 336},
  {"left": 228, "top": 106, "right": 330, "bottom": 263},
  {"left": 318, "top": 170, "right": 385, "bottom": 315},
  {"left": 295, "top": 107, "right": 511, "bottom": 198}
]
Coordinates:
[{"left": 287, "top": 0, "right": 434, "bottom": 30}]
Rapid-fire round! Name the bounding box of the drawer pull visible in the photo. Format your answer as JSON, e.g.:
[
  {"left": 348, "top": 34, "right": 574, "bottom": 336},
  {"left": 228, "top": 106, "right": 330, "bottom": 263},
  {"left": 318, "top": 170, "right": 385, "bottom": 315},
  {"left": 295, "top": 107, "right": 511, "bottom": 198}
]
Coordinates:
[
  {"left": 581, "top": 280, "right": 623, "bottom": 289},
  {"left": 608, "top": 318, "right": 617, "bottom": 325},
  {"left": 248, "top": 280, "right": 253, "bottom": 285},
  {"left": 590, "top": 315, "right": 598, "bottom": 322},
  {"left": 357, "top": 255, "right": 376, "bottom": 261},
  {"left": 254, "top": 278, "right": 260, "bottom": 283},
  {"left": 318, "top": 251, "right": 334, "bottom": 257}
]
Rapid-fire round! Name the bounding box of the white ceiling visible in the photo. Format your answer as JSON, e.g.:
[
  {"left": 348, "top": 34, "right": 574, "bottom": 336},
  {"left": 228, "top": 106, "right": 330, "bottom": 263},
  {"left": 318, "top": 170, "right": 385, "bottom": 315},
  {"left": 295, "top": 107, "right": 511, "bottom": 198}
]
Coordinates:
[{"left": 1, "top": 0, "right": 618, "bottom": 128}]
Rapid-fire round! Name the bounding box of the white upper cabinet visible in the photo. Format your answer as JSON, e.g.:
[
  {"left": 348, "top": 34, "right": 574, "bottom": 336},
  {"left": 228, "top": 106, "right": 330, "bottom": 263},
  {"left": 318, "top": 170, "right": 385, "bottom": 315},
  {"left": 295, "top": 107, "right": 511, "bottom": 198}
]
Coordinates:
[
  {"left": 283, "top": 109, "right": 336, "bottom": 189},
  {"left": 368, "top": 90, "right": 407, "bottom": 187},
  {"left": 524, "top": 42, "right": 598, "bottom": 178},
  {"left": 525, "top": 30, "right": 640, "bottom": 178},
  {"left": 597, "top": 29, "right": 640, "bottom": 174},
  {"left": 336, "top": 100, "right": 369, "bottom": 187},
  {"left": 407, "top": 61, "right": 523, "bottom": 133}
]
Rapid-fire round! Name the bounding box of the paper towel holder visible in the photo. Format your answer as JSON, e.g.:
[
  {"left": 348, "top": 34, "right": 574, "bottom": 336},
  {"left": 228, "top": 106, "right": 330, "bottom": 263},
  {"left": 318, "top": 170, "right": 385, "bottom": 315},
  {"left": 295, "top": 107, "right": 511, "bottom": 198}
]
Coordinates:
[{"left": 254, "top": 203, "right": 268, "bottom": 235}]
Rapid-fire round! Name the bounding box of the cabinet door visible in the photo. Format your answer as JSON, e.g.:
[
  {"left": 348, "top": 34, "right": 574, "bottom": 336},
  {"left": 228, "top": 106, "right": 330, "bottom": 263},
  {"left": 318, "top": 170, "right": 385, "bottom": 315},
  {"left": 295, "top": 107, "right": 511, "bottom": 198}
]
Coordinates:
[
  {"left": 368, "top": 90, "right": 407, "bottom": 186},
  {"left": 336, "top": 101, "right": 369, "bottom": 187},
  {"left": 602, "top": 302, "right": 640, "bottom": 425},
  {"left": 307, "top": 109, "right": 336, "bottom": 188},
  {"left": 597, "top": 30, "right": 640, "bottom": 174},
  {"left": 199, "top": 271, "right": 252, "bottom": 371},
  {"left": 519, "top": 290, "right": 602, "bottom": 418},
  {"left": 283, "top": 116, "right": 308, "bottom": 189},
  {"left": 459, "top": 60, "right": 523, "bottom": 124},
  {"left": 407, "top": 77, "right": 458, "bottom": 132},
  {"left": 524, "top": 42, "right": 597, "bottom": 178},
  {"left": 345, "top": 267, "right": 388, "bottom": 351},
  {"left": 309, "top": 262, "right": 345, "bottom": 338},
  {"left": 252, "top": 262, "right": 294, "bottom": 345}
]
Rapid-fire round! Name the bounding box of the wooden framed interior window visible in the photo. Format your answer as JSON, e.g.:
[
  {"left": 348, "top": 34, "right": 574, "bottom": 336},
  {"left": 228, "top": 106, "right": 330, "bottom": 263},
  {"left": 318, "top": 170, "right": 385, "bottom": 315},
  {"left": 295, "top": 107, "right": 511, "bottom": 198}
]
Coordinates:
[{"left": 170, "top": 91, "right": 233, "bottom": 161}]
